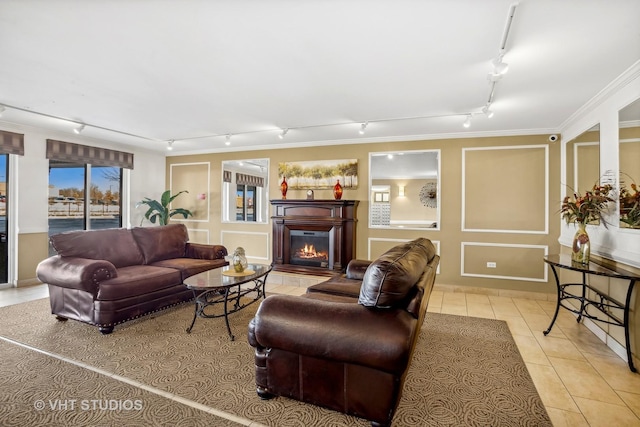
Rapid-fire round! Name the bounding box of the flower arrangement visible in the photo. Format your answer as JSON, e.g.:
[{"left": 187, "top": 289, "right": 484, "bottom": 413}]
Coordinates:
[
  {"left": 561, "top": 184, "right": 614, "bottom": 225},
  {"left": 619, "top": 182, "right": 640, "bottom": 228}
]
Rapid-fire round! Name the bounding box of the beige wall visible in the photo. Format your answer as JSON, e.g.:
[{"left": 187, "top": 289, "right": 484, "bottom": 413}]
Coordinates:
[
  {"left": 18, "top": 232, "right": 49, "bottom": 285},
  {"left": 167, "top": 133, "right": 561, "bottom": 295}
]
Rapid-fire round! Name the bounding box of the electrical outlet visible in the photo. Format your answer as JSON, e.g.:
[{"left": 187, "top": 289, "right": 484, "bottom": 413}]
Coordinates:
[{"left": 487, "top": 262, "right": 497, "bottom": 268}]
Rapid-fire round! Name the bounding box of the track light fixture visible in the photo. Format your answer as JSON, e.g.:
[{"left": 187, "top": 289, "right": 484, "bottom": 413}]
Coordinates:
[
  {"left": 73, "top": 124, "right": 85, "bottom": 134},
  {"left": 278, "top": 128, "right": 289, "bottom": 139},
  {"left": 225, "top": 134, "right": 231, "bottom": 146},
  {"left": 167, "top": 140, "right": 174, "bottom": 151},
  {"left": 463, "top": 115, "right": 472, "bottom": 128},
  {"left": 0, "top": 105, "right": 5, "bottom": 117},
  {"left": 492, "top": 50, "right": 509, "bottom": 75},
  {"left": 359, "top": 121, "right": 368, "bottom": 135},
  {"left": 482, "top": 105, "right": 494, "bottom": 118}
]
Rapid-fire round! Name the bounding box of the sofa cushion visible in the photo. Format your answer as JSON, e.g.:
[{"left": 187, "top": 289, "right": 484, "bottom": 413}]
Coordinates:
[
  {"left": 131, "top": 224, "right": 189, "bottom": 265},
  {"left": 358, "top": 238, "right": 435, "bottom": 308},
  {"left": 306, "top": 275, "right": 362, "bottom": 299},
  {"left": 96, "top": 265, "right": 182, "bottom": 300},
  {"left": 50, "top": 228, "right": 144, "bottom": 268},
  {"left": 151, "top": 257, "right": 228, "bottom": 281}
]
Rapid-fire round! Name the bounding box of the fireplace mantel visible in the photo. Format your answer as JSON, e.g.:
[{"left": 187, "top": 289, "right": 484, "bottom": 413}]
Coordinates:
[{"left": 271, "top": 199, "right": 359, "bottom": 276}]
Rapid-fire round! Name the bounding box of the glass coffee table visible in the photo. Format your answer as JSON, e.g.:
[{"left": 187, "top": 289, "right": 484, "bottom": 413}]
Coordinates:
[{"left": 184, "top": 263, "right": 272, "bottom": 341}]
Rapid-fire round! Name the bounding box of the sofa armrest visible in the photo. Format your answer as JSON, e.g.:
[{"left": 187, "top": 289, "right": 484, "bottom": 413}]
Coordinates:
[
  {"left": 345, "top": 259, "right": 372, "bottom": 280},
  {"left": 185, "top": 243, "right": 228, "bottom": 260},
  {"left": 249, "top": 294, "right": 415, "bottom": 374},
  {"left": 36, "top": 256, "right": 118, "bottom": 295}
]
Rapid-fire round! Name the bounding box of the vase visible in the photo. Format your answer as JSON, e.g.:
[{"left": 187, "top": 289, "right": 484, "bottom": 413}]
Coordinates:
[
  {"left": 333, "top": 179, "right": 343, "bottom": 200},
  {"left": 232, "top": 247, "right": 248, "bottom": 273},
  {"left": 571, "top": 222, "right": 590, "bottom": 265},
  {"left": 280, "top": 177, "right": 288, "bottom": 199}
]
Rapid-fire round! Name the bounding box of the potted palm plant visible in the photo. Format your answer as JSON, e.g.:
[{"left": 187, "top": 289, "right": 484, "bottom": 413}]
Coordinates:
[{"left": 136, "top": 190, "right": 193, "bottom": 225}]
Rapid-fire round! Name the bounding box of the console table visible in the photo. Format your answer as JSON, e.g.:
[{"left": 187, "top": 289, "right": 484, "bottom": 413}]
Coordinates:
[{"left": 543, "top": 254, "right": 639, "bottom": 372}]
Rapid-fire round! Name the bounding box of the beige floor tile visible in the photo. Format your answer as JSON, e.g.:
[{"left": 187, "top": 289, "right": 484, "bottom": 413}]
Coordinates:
[
  {"left": 426, "top": 305, "right": 442, "bottom": 313},
  {"left": 549, "top": 356, "right": 625, "bottom": 405},
  {"left": 466, "top": 303, "right": 495, "bottom": 319},
  {"left": 490, "top": 301, "right": 522, "bottom": 317},
  {"left": 534, "top": 332, "right": 585, "bottom": 361},
  {"left": 525, "top": 363, "right": 580, "bottom": 412},
  {"left": 525, "top": 314, "right": 566, "bottom": 339},
  {"left": 513, "top": 334, "right": 551, "bottom": 366},
  {"left": 488, "top": 295, "right": 515, "bottom": 305},
  {"left": 573, "top": 397, "right": 640, "bottom": 427},
  {"left": 513, "top": 298, "right": 547, "bottom": 315},
  {"left": 545, "top": 407, "right": 589, "bottom": 427},
  {"left": 440, "top": 303, "right": 467, "bottom": 316},
  {"left": 502, "top": 316, "right": 535, "bottom": 337},
  {"left": 536, "top": 299, "right": 559, "bottom": 316},
  {"left": 560, "top": 326, "right": 618, "bottom": 358},
  {"left": 465, "top": 293, "right": 491, "bottom": 305},
  {"left": 427, "top": 291, "right": 443, "bottom": 309},
  {"left": 586, "top": 353, "right": 640, "bottom": 394},
  {"left": 442, "top": 292, "right": 466, "bottom": 306},
  {"left": 618, "top": 390, "right": 640, "bottom": 419}
]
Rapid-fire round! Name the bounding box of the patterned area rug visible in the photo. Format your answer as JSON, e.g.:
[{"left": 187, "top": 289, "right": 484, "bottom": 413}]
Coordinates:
[{"left": 0, "top": 298, "right": 551, "bottom": 426}]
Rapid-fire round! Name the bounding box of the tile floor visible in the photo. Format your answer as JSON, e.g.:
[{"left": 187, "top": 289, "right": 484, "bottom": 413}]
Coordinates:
[{"left": 3, "top": 281, "right": 640, "bottom": 426}]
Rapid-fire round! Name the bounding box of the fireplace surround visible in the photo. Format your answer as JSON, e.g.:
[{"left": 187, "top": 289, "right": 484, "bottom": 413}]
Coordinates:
[{"left": 271, "top": 199, "right": 358, "bottom": 275}]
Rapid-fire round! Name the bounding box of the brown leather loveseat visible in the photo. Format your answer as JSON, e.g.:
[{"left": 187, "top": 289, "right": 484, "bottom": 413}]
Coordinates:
[
  {"left": 36, "top": 224, "right": 228, "bottom": 334},
  {"left": 248, "top": 238, "right": 439, "bottom": 427}
]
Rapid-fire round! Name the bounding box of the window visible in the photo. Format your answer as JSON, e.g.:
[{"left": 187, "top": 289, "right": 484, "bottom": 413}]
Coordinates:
[
  {"left": 48, "top": 161, "right": 122, "bottom": 255},
  {"left": 236, "top": 185, "right": 256, "bottom": 221}
]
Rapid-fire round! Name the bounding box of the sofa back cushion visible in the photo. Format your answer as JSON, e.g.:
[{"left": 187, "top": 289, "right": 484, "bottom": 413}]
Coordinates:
[
  {"left": 358, "top": 238, "right": 436, "bottom": 309},
  {"left": 131, "top": 224, "right": 189, "bottom": 264},
  {"left": 50, "top": 228, "right": 144, "bottom": 268}
]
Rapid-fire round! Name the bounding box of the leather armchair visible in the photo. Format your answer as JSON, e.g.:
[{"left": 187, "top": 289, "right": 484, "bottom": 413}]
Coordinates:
[{"left": 248, "top": 238, "right": 439, "bottom": 427}]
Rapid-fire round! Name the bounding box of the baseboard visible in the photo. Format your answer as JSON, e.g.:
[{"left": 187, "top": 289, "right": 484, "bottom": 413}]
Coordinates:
[{"left": 433, "top": 283, "right": 555, "bottom": 301}]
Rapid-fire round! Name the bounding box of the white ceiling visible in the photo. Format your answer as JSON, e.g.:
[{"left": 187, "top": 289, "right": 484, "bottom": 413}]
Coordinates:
[{"left": 1, "top": 0, "right": 639, "bottom": 155}]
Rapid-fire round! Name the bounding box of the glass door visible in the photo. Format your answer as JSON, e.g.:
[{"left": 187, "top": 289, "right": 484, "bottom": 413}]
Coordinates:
[{"left": 48, "top": 161, "right": 86, "bottom": 256}]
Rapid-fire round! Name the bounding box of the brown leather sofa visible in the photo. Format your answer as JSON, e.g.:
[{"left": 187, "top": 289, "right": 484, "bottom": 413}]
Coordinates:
[
  {"left": 248, "top": 238, "right": 439, "bottom": 427},
  {"left": 36, "top": 224, "right": 228, "bottom": 334}
]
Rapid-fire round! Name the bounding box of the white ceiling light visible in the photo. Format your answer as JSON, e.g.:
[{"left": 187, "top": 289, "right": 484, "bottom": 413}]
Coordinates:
[
  {"left": 73, "top": 124, "right": 85, "bottom": 134},
  {"left": 492, "top": 58, "right": 509, "bottom": 75},
  {"left": 463, "top": 115, "right": 472, "bottom": 128},
  {"left": 278, "top": 128, "right": 289, "bottom": 139},
  {"left": 359, "top": 122, "right": 368, "bottom": 135},
  {"left": 167, "top": 140, "right": 174, "bottom": 150},
  {"left": 225, "top": 134, "right": 231, "bottom": 146},
  {"left": 482, "top": 105, "right": 494, "bottom": 118},
  {"left": 0, "top": 105, "right": 5, "bottom": 117}
]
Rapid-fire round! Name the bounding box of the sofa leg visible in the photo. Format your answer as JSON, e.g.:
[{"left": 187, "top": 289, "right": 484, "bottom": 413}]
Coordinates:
[
  {"left": 99, "top": 326, "right": 114, "bottom": 335},
  {"left": 256, "top": 386, "right": 275, "bottom": 400},
  {"left": 55, "top": 315, "right": 68, "bottom": 322}
]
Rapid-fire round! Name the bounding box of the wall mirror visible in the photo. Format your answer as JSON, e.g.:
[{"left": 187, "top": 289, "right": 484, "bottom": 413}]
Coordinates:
[
  {"left": 565, "top": 124, "right": 600, "bottom": 197},
  {"left": 618, "top": 98, "right": 640, "bottom": 229},
  {"left": 221, "top": 159, "right": 269, "bottom": 223},
  {"left": 369, "top": 150, "right": 440, "bottom": 230}
]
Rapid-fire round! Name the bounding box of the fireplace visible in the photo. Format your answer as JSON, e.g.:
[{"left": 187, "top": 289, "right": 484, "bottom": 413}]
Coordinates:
[
  {"left": 290, "top": 230, "right": 330, "bottom": 268},
  {"left": 271, "top": 199, "right": 358, "bottom": 275}
]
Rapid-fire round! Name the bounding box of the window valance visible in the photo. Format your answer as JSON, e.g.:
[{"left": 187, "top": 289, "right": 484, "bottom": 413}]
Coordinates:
[
  {"left": 223, "top": 170, "right": 232, "bottom": 183},
  {"left": 46, "top": 139, "right": 134, "bottom": 169},
  {"left": 0, "top": 130, "right": 25, "bottom": 156},
  {"left": 236, "top": 173, "right": 264, "bottom": 187}
]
